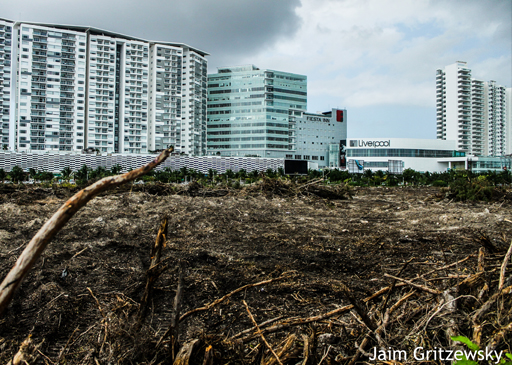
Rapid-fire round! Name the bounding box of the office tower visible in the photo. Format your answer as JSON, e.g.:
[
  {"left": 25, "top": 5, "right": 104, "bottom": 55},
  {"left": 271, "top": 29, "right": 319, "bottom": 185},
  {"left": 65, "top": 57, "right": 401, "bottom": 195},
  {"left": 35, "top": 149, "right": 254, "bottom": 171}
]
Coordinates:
[
  {"left": 0, "top": 18, "right": 208, "bottom": 155},
  {"left": 207, "top": 65, "right": 307, "bottom": 158},
  {"left": 436, "top": 61, "right": 511, "bottom": 156}
]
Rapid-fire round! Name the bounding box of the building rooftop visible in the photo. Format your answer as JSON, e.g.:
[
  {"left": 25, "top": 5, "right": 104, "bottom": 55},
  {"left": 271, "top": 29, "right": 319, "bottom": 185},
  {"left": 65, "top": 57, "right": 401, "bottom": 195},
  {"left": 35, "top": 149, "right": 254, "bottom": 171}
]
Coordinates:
[{"left": 0, "top": 17, "right": 209, "bottom": 56}]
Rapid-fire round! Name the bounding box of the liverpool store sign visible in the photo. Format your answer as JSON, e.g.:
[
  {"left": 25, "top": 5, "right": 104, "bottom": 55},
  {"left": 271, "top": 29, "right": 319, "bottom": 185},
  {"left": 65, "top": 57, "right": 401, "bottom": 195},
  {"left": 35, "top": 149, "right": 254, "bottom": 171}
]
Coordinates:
[{"left": 351, "top": 140, "right": 391, "bottom": 148}]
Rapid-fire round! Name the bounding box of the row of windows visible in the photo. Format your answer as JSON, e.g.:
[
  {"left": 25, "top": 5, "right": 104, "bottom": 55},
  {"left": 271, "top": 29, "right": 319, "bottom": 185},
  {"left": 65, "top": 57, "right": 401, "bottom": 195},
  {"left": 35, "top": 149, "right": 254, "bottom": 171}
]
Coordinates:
[
  {"left": 208, "top": 129, "right": 288, "bottom": 136},
  {"left": 469, "top": 160, "right": 511, "bottom": 169},
  {"left": 270, "top": 94, "right": 307, "bottom": 103},
  {"left": 208, "top": 122, "right": 288, "bottom": 130},
  {"left": 289, "top": 154, "right": 325, "bottom": 161},
  {"left": 209, "top": 87, "right": 264, "bottom": 94},
  {"left": 209, "top": 144, "right": 289, "bottom": 149},
  {"left": 208, "top": 136, "right": 289, "bottom": 142},
  {"left": 208, "top": 101, "right": 263, "bottom": 108},
  {"left": 347, "top": 149, "right": 465, "bottom": 158}
]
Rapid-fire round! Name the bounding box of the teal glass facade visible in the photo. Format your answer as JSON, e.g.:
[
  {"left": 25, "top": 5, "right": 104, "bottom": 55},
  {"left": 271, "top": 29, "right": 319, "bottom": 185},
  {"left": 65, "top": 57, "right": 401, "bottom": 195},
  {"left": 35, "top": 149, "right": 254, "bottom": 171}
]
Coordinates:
[{"left": 207, "top": 65, "right": 307, "bottom": 157}]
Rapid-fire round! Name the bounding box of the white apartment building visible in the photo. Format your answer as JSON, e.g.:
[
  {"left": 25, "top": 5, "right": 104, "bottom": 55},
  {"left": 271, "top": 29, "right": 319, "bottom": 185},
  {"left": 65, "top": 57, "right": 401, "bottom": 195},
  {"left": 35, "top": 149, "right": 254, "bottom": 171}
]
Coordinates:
[
  {"left": 436, "top": 61, "right": 511, "bottom": 156},
  {"left": 487, "top": 80, "right": 509, "bottom": 156},
  {"left": 148, "top": 44, "right": 183, "bottom": 153},
  {"left": 0, "top": 20, "right": 14, "bottom": 150},
  {"left": 0, "top": 19, "right": 208, "bottom": 155},
  {"left": 17, "top": 24, "right": 88, "bottom": 152}
]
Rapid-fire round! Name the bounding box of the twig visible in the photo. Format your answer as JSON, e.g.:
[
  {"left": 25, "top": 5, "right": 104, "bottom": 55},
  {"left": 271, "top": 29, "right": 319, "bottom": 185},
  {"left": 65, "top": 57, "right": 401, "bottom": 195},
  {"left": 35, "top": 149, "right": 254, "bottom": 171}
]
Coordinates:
[
  {"left": 339, "top": 283, "right": 377, "bottom": 331},
  {"left": 486, "top": 320, "right": 512, "bottom": 350},
  {"left": 301, "top": 334, "right": 310, "bottom": 365},
  {"left": 179, "top": 273, "right": 293, "bottom": 322},
  {"left": 228, "top": 315, "right": 284, "bottom": 341},
  {"left": 243, "top": 300, "right": 283, "bottom": 365},
  {"left": 156, "top": 260, "right": 185, "bottom": 351},
  {"left": 384, "top": 273, "right": 441, "bottom": 294},
  {"left": 417, "top": 255, "right": 473, "bottom": 280},
  {"left": 0, "top": 147, "right": 174, "bottom": 316},
  {"left": 267, "top": 334, "right": 296, "bottom": 365},
  {"left": 499, "top": 240, "right": 512, "bottom": 290},
  {"left": 380, "top": 257, "right": 414, "bottom": 312},
  {"left": 87, "top": 287, "right": 105, "bottom": 318},
  {"left": 58, "top": 326, "right": 80, "bottom": 362},
  {"left": 138, "top": 216, "right": 169, "bottom": 323},
  {"left": 318, "top": 345, "right": 331, "bottom": 365},
  {"left": 71, "top": 247, "right": 89, "bottom": 260},
  {"left": 477, "top": 247, "right": 485, "bottom": 273},
  {"left": 473, "top": 284, "right": 512, "bottom": 324},
  {"left": 241, "top": 304, "right": 353, "bottom": 342},
  {"left": 350, "top": 290, "right": 414, "bottom": 365}
]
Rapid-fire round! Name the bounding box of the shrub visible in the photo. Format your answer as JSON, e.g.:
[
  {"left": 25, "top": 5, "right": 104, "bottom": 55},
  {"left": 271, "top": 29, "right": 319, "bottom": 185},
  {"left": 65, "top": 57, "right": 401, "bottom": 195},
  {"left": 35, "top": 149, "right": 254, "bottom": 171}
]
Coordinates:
[
  {"left": 432, "top": 180, "right": 448, "bottom": 187},
  {"left": 448, "top": 179, "right": 497, "bottom": 201}
]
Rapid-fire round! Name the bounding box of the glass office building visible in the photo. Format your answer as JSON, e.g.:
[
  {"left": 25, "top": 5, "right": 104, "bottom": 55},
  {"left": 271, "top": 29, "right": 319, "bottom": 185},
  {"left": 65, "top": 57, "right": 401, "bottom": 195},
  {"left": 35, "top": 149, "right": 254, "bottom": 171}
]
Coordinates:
[{"left": 207, "top": 65, "right": 307, "bottom": 158}]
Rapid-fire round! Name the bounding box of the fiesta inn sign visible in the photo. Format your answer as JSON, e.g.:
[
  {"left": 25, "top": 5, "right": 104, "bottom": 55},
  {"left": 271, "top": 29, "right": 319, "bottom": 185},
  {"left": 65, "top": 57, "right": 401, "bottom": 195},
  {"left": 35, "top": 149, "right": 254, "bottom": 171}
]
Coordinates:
[{"left": 350, "top": 140, "right": 391, "bottom": 147}]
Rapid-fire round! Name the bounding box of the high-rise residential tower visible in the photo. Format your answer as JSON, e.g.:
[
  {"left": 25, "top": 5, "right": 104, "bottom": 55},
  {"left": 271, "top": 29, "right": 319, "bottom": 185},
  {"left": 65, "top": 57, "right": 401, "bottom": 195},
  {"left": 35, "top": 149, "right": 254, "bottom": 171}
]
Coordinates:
[
  {"left": 207, "top": 65, "right": 307, "bottom": 158},
  {"left": 486, "top": 80, "right": 508, "bottom": 156},
  {"left": 0, "top": 18, "right": 208, "bottom": 155},
  {"left": 436, "top": 61, "right": 511, "bottom": 156},
  {"left": 0, "top": 19, "right": 14, "bottom": 151}
]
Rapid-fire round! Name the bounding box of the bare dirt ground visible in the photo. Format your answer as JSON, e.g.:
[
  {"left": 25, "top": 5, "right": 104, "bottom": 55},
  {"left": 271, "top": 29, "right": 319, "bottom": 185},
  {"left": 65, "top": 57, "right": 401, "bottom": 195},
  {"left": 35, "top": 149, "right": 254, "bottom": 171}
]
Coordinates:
[{"left": 0, "top": 183, "right": 511, "bottom": 364}]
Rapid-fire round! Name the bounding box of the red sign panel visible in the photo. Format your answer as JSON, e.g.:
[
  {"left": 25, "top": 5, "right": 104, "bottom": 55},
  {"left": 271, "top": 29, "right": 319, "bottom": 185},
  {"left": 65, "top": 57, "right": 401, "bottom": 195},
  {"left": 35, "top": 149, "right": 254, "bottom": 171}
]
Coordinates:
[{"left": 336, "top": 110, "right": 343, "bottom": 122}]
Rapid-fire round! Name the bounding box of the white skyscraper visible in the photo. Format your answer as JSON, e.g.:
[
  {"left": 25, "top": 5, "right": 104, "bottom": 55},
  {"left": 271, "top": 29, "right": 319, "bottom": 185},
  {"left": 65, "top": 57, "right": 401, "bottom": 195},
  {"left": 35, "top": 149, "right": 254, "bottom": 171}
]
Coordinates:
[
  {"left": 0, "top": 19, "right": 14, "bottom": 151},
  {"left": 0, "top": 18, "right": 208, "bottom": 155},
  {"left": 15, "top": 23, "right": 88, "bottom": 152},
  {"left": 436, "top": 61, "right": 511, "bottom": 156},
  {"left": 486, "top": 81, "right": 508, "bottom": 156}
]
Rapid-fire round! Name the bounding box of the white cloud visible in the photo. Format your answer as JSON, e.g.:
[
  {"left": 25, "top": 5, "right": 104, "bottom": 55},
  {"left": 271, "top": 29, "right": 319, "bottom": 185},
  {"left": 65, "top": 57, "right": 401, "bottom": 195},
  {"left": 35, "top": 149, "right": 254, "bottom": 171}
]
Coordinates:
[{"left": 238, "top": 0, "right": 511, "bottom": 112}]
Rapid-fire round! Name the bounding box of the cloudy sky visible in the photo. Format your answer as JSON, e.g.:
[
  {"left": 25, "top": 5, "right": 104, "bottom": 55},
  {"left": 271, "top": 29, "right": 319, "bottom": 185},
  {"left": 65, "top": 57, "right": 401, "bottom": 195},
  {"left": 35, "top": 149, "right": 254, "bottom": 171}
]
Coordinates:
[{"left": 2, "top": 0, "right": 511, "bottom": 138}]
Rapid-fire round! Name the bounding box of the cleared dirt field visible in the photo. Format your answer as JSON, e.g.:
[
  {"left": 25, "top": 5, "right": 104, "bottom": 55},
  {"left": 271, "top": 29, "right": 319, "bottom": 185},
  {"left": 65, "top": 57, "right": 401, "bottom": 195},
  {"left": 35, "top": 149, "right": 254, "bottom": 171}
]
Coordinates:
[{"left": 0, "top": 183, "right": 511, "bottom": 364}]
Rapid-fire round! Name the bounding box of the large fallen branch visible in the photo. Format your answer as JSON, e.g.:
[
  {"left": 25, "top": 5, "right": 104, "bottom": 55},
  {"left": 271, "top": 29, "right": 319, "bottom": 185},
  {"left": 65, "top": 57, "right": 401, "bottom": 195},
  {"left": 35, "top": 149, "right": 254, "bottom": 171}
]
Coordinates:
[{"left": 0, "top": 147, "right": 174, "bottom": 316}]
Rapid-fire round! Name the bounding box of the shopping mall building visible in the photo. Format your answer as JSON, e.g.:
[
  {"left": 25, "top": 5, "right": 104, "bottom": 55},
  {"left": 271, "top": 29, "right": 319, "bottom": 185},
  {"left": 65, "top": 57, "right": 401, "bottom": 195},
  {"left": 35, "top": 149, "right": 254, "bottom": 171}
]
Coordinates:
[{"left": 345, "top": 138, "right": 511, "bottom": 173}]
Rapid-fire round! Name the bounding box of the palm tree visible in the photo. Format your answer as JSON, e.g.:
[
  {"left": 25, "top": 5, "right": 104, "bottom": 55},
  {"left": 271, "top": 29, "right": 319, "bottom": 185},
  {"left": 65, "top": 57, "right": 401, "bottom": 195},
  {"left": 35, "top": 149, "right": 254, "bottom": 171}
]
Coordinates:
[
  {"left": 110, "top": 164, "right": 123, "bottom": 175},
  {"left": 225, "top": 169, "right": 235, "bottom": 179},
  {"left": 61, "top": 166, "right": 73, "bottom": 181},
  {"left": 75, "top": 164, "right": 90, "bottom": 184},
  {"left": 236, "top": 168, "right": 247, "bottom": 180},
  {"left": 9, "top": 166, "right": 25, "bottom": 183}
]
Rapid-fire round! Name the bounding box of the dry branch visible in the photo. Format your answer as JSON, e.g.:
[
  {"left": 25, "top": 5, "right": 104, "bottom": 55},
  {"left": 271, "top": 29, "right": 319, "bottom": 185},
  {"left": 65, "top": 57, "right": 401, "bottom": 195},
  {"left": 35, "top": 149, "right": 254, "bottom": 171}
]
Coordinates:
[
  {"left": 179, "top": 273, "right": 293, "bottom": 323},
  {"left": 241, "top": 304, "right": 354, "bottom": 342},
  {"left": 0, "top": 147, "right": 174, "bottom": 316},
  {"left": 384, "top": 273, "right": 442, "bottom": 294},
  {"left": 138, "top": 216, "right": 169, "bottom": 323},
  {"left": 243, "top": 300, "right": 283, "bottom": 365},
  {"left": 339, "top": 283, "right": 377, "bottom": 331},
  {"left": 499, "top": 240, "right": 512, "bottom": 290},
  {"left": 173, "top": 339, "right": 199, "bottom": 365}
]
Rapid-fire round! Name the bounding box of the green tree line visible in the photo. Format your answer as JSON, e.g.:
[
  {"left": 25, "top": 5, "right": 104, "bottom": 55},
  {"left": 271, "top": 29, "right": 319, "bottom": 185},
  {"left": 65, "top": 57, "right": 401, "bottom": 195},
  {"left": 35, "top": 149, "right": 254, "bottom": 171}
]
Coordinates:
[{"left": 0, "top": 165, "right": 510, "bottom": 191}]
